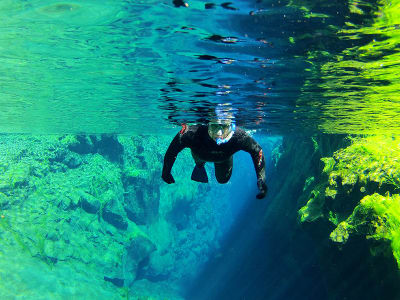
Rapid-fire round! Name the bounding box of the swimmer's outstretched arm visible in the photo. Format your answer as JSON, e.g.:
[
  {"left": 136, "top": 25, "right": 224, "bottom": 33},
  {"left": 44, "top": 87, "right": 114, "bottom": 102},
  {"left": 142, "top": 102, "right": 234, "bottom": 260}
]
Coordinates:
[
  {"left": 162, "top": 130, "right": 189, "bottom": 184},
  {"left": 236, "top": 129, "right": 267, "bottom": 199}
]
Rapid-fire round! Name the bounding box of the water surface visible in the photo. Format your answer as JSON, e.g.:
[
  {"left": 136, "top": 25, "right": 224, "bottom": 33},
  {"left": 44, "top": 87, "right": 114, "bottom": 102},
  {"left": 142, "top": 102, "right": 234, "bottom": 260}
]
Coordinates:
[{"left": 1, "top": 0, "right": 398, "bottom": 134}]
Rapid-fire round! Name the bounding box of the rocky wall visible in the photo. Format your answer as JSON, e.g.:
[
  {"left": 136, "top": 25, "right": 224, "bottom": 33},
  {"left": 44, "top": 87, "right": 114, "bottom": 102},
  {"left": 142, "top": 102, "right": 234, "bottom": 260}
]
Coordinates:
[
  {"left": 0, "top": 134, "right": 231, "bottom": 299},
  {"left": 298, "top": 135, "right": 400, "bottom": 300}
]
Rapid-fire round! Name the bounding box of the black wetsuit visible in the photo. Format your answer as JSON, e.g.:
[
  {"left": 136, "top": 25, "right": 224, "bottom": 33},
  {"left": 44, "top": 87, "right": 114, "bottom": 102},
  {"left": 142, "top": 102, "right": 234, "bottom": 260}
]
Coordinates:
[{"left": 162, "top": 124, "right": 267, "bottom": 199}]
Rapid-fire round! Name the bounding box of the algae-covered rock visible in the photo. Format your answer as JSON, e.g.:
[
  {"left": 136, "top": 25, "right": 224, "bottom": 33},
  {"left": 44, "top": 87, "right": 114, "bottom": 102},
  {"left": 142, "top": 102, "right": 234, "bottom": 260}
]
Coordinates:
[
  {"left": 0, "top": 161, "right": 31, "bottom": 190},
  {"left": 331, "top": 193, "right": 400, "bottom": 267},
  {"left": 299, "top": 135, "right": 400, "bottom": 269},
  {"left": 298, "top": 183, "right": 326, "bottom": 223},
  {"left": 300, "top": 135, "right": 400, "bottom": 224},
  {"left": 100, "top": 189, "right": 128, "bottom": 230},
  {"left": 123, "top": 229, "right": 157, "bottom": 286},
  {"left": 0, "top": 133, "right": 228, "bottom": 298},
  {"left": 124, "top": 184, "right": 159, "bottom": 225},
  {"left": 0, "top": 192, "right": 9, "bottom": 209},
  {"left": 80, "top": 191, "right": 101, "bottom": 214},
  {"left": 330, "top": 221, "right": 350, "bottom": 243},
  {"left": 127, "top": 235, "right": 156, "bottom": 262}
]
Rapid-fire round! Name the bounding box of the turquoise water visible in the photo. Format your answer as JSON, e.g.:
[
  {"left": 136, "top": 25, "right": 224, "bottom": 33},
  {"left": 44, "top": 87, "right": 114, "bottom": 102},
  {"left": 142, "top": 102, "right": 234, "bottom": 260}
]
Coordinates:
[
  {"left": 3, "top": 0, "right": 398, "bottom": 134},
  {"left": 1, "top": 0, "right": 400, "bottom": 299}
]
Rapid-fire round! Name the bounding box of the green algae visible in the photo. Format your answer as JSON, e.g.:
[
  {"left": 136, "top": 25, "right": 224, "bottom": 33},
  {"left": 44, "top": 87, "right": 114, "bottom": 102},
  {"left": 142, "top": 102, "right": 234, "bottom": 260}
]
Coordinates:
[
  {"left": 331, "top": 193, "right": 400, "bottom": 267},
  {"left": 299, "top": 182, "right": 326, "bottom": 223},
  {"left": 299, "top": 135, "right": 400, "bottom": 268},
  {"left": 326, "top": 136, "right": 400, "bottom": 188}
]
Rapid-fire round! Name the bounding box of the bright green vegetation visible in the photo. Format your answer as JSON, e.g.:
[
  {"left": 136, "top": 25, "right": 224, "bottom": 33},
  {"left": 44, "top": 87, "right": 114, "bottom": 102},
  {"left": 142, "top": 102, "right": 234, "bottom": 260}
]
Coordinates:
[
  {"left": 299, "top": 135, "right": 400, "bottom": 267},
  {"left": 324, "top": 135, "right": 400, "bottom": 189},
  {"left": 330, "top": 193, "right": 400, "bottom": 267}
]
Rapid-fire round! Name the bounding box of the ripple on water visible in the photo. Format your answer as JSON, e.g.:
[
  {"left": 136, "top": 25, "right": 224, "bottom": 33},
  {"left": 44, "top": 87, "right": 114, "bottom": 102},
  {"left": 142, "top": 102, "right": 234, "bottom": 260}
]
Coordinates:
[
  {"left": 24, "top": 1, "right": 126, "bottom": 25},
  {"left": 39, "top": 3, "right": 80, "bottom": 15}
]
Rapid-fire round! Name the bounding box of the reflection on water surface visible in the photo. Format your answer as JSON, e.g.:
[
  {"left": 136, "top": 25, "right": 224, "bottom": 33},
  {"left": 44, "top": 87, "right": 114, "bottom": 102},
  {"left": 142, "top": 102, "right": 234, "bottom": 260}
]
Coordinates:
[{"left": 0, "top": 0, "right": 399, "bottom": 134}]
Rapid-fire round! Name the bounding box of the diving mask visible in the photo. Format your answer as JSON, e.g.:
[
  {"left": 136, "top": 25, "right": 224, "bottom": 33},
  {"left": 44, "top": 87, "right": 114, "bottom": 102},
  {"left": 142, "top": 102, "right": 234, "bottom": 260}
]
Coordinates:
[{"left": 208, "top": 121, "right": 235, "bottom": 145}]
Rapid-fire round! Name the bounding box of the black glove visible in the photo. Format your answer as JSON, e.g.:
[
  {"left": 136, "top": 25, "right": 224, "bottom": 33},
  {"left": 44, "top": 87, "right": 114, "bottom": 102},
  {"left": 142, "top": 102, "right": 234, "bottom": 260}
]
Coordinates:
[
  {"left": 162, "top": 172, "right": 175, "bottom": 184},
  {"left": 256, "top": 179, "right": 267, "bottom": 199}
]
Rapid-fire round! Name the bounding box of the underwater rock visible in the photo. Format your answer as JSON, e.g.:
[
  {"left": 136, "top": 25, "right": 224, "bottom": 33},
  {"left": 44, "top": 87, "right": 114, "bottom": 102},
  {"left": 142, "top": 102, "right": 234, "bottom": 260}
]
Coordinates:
[
  {"left": 127, "top": 235, "right": 156, "bottom": 263},
  {"left": 330, "top": 193, "right": 400, "bottom": 266},
  {"left": 104, "top": 276, "right": 124, "bottom": 287},
  {"left": 80, "top": 192, "right": 100, "bottom": 214},
  {"left": 330, "top": 221, "right": 350, "bottom": 243},
  {"left": 124, "top": 234, "right": 156, "bottom": 285},
  {"left": 296, "top": 135, "right": 400, "bottom": 299},
  {"left": 67, "top": 134, "right": 123, "bottom": 163},
  {"left": 298, "top": 183, "right": 326, "bottom": 223},
  {"left": 102, "top": 210, "right": 128, "bottom": 230},
  {"left": 1, "top": 162, "right": 31, "bottom": 189},
  {"left": 100, "top": 190, "right": 128, "bottom": 230},
  {"left": 300, "top": 136, "right": 400, "bottom": 238},
  {"left": 92, "top": 134, "right": 124, "bottom": 163},
  {"left": 166, "top": 198, "right": 192, "bottom": 231},
  {"left": 63, "top": 152, "right": 82, "bottom": 169},
  {"left": 43, "top": 239, "right": 73, "bottom": 262},
  {"left": 0, "top": 134, "right": 226, "bottom": 298},
  {"left": 0, "top": 192, "right": 9, "bottom": 209},
  {"left": 48, "top": 148, "right": 68, "bottom": 164},
  {"left": 145, "top": 252, "right": 174, "bottom": 281},
  {"left": 124, "top": 184, "right": 159, "bottom": 225},
  {"left": 67, "top": 135, "right": 95, "bottom": 154}
]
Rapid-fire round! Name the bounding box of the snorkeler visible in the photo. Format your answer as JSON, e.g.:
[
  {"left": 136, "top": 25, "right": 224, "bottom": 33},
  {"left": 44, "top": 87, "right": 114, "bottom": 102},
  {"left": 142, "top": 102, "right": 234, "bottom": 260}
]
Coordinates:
[{"left": 161, "top": 117, "right": 267, "bottom": 199}]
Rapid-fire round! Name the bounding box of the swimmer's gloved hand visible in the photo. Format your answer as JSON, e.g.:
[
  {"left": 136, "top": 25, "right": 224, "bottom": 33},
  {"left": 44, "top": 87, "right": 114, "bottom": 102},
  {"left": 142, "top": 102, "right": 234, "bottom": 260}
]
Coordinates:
[
  {"left": 162, "top": 172, "right": 175, "bottom": 184},
  {"left": 256, "top": 179, "right": 267, "bottom": 199}
]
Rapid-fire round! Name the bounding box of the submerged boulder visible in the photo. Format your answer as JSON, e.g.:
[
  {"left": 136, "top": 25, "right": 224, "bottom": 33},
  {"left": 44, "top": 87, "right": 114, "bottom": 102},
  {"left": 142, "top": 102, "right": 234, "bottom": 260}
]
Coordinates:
[
  {"left": 298, "top": 135, "right": 400, "bottom": 298},
  {"left": 123, "top": 229, "right": 157, "bottom": 286}
]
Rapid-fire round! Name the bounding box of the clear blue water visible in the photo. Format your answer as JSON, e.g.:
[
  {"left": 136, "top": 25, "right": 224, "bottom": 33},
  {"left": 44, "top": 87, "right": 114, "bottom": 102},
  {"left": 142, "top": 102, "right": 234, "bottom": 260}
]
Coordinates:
[{"left": 0, "top": 0, "right": 399, "bottom": 299}]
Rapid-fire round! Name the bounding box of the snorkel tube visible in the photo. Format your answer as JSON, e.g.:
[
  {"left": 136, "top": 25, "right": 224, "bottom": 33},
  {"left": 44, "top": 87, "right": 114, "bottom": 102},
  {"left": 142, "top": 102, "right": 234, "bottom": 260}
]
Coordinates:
[{"left": 215, "top": 122, "right": 236, "bottom": 145}]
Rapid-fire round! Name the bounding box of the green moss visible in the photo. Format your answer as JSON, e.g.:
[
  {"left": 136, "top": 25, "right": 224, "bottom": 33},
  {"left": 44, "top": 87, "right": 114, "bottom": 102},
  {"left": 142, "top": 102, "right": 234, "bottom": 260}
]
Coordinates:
[
  {"left": 325, "top": 186, "right": 337, "bottom": 199},
  {"left": 330, "top": 221, "right": 350, "bottom": 243},
  {"left": 328, "top": 211, "right": 339, "bottom": 226},
  {"left": 299, "top": 135, "right": 400, "bottom": 261},
  {"left": 298, "top": 183, "right": 327, "bottom": 223},
  {"left": 321, "top": 157, "right": 335, "bottom": 173},
  {"left": 325, "top": 136, "right": 400, "bottom": 189},
  {"left": 120, "top": 286, "right": 130, "bottom": 300},
  {"left": 332, "top": 193, "right": 400, "bottom": 267}
]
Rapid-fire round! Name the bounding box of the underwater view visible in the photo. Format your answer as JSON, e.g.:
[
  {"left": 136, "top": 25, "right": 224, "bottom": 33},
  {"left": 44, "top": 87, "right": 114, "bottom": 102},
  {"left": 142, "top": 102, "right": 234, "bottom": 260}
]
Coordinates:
[{"left": 1, "top": 0, "right": 400, "bottom": 299}]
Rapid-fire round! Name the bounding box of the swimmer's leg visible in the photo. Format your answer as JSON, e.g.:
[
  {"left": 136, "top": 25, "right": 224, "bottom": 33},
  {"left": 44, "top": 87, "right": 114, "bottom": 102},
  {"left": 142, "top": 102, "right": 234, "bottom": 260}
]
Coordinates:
[
  {"left": 214, "top": 156, "right": 233, "bottom": 184},
  {"left": 191, "top": 151, "right": 208, "bottom": 183}
]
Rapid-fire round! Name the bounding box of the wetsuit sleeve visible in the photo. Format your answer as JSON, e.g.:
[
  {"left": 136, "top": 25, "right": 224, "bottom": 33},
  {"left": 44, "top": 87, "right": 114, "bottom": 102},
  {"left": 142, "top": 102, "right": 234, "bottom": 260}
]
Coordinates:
[
  {"left": 238, "top": 130, "right": 267, "bottom": 198},
  {"left": 162, "top": 129, "right": 190, "bottom": 181}
]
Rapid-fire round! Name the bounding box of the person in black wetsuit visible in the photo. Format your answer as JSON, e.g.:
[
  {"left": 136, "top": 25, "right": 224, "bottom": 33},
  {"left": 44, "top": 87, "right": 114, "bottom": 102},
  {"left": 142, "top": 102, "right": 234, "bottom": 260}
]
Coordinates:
[{"left": 162, "top": 118, "right": 268, "bottom": 199}]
